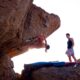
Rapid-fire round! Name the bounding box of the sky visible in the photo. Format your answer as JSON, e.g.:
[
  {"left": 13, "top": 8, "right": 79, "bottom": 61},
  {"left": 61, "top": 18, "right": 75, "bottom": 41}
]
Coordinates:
[{"left": 12, "top": 0, "right": 80, "bottom": 73}]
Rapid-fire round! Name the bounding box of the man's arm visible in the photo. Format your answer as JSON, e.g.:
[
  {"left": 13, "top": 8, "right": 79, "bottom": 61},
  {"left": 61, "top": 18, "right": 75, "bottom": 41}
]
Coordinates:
[
  {"left": 44, "top": 38, "right": 48, "bottom": 52},
  {"left": 70, "top": 38, "right": 74, "bottom": 46},
  {"left": 45, "top": 39, "right": 47, "bottom": 45}
]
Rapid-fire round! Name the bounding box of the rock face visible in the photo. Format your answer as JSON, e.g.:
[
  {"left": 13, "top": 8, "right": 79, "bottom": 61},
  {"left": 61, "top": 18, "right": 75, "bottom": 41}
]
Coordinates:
[
  {"left": 0, "top": 0, "right": 33, "bottom": 53},
  {"left": 20, "top": 63, "right": 80, "bottom": 80},
  {"left": 0, "top": 0, "right": 60, "bottom": 57},
  {"left": 0, "top": 0, "right": 60, "bottom": 80},
  {"left": 33, "top": 67, "right": 80, "bottom": 80},
  {"left": 23, "top": 4, "right": 60, "bottom": 40},
  {"left": 0, "top": 55, "right": 16, "bottom": 80}
]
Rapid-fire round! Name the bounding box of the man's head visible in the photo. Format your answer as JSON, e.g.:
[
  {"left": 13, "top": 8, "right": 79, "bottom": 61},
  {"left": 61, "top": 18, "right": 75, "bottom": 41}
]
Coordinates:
[
  {"left": 46, "top": 44, "right": 50, "bottom": 50},
  {"left": 66, "top": 33, "right": 70, "bottom": 39}
]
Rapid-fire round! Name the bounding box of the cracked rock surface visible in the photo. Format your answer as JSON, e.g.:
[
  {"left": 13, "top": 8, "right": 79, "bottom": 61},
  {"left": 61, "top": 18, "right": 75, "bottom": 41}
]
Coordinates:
[{"left": 0, "top": 0, "right": 60, "bottom": 57}]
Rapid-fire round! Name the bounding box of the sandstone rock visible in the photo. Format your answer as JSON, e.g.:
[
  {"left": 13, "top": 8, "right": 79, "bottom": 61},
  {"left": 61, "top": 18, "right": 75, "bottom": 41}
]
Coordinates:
[
  {"left": 7, "top": 4, "right": 60, "bottom": 57},
  {"left": 0, "top": 0, "right": 60, "bottom": 57},
  {"left": 0, "top": 0, "right": 33, "bottom": 52},
  {"left": 0, "top": 0, "right": 61, "bottom": 80},
  {"left": 0, "top": 0, "right": 33, "bottom": 80},
  {"left": 23, "top": 4, "right": 60, "bottom": 40},
  {"left": 0, "top": 54, "right": 16, "bottom": 80},
  {"left": 20, "top": 63, "right": 80, "bottom": 80},
  {"left": 0, "top": 0, "right": 60, "bottom": 59},
  {"left": 33, "top": 67, "right": 80, "bottom": 80}
]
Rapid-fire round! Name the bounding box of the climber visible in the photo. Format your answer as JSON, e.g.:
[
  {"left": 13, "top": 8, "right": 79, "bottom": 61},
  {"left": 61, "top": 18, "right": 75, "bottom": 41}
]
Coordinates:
[
  {"left": 65, "top": 33, "right": 77, "bottom": 62},
  {"left": 29, "top": 34, "right": 50, "bottom": 52},
  {"left": 17, "top": 34, "right": 50, "bottom": 52}
]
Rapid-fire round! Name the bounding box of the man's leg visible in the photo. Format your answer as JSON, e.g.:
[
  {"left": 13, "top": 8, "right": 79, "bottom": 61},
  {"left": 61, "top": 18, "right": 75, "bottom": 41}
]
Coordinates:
[
  {"left": 67, "top": 55, "right": 72, "bottom": 62},
  {"left": 72, "top": 54, "right": 77, "bottom": 62},
  {"left": 66, "top": 50, "right": 72, "bottom": 62}
]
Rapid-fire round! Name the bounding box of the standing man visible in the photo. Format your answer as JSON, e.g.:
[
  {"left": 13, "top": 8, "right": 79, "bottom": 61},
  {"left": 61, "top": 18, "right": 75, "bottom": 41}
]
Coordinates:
[{"left": 66, "top": 33, "right": 77, "bottom": 62}]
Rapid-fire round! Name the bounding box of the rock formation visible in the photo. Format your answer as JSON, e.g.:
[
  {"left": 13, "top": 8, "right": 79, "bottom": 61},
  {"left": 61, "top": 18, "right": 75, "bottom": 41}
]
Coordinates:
[
  {"left": 0, "top": 54, "right": 16, "bottom": 80},
  {"left": 0, "top": 0, "right": 33, "bottom": 55},
  {"left": 1, "top": 0, "right": 80, "bottom": 80},
  {"left": 20, "top": 62, "right": 80, "bottom": 80},
  {"left": 0, "top": 0, "right": 60, "bottom": 80},
  {"left": 0, "top": 0, "right": 60, "bottom": 57}
]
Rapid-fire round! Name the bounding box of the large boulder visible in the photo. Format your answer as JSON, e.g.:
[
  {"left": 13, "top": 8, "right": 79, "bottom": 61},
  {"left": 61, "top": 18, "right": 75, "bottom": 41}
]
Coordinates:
[
  {"left": 0, "top": 0, "right": 32, "bottom": 80},
  {"left": 0, "top": 0, "right": 33, "bottom": 53},
  {"left": 23, "top": 4, "right": 60, "bottom": 40},
  {"left": 7, "top": 4, "right": 60, "bottom": 58},
  {"left": 0, "top": 0, "right": 60, "bottom": 57},
  {"left": 0, "top": 0, "right": 60, "bottom": 80},
  {"left": 20, "top": 62, "right": 80, "bottom": 80}
]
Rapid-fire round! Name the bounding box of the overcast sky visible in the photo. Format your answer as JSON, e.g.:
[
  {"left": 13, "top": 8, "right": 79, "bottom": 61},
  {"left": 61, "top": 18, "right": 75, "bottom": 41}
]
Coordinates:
[{"left": 12, "top": 0, "right": 80, "bottom": 73}]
